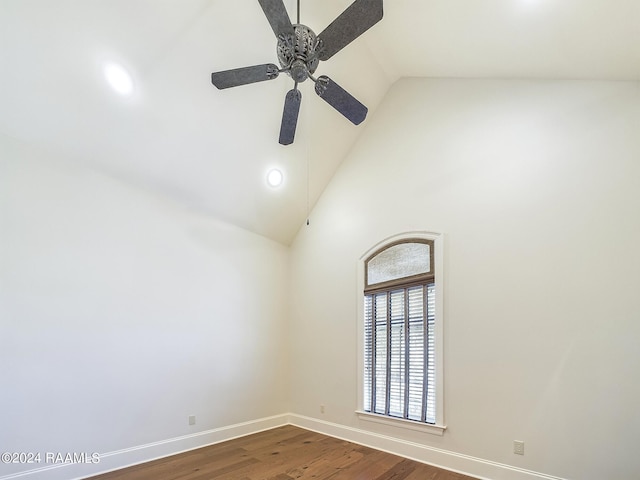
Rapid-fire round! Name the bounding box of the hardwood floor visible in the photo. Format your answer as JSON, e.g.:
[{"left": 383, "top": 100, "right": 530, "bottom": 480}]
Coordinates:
[{"left": 88, "top": 425, "right": 477, "bottom": 480}]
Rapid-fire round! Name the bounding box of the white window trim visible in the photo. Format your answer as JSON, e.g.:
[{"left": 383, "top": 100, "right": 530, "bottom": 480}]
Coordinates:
[
  {"left": 355, "top": 410, "right": 446, "bottom": 436},
  {"left": 356, "top": 231, "right": 446, "bottom": 434}
]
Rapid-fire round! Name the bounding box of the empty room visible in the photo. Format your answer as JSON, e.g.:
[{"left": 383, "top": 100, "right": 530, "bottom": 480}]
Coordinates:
[{"left": 1, "top": 1, "right": 639, "bottom": 479}]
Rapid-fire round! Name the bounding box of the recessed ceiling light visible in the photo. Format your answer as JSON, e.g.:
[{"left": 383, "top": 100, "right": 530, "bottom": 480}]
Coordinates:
[
  {"left": 104, "top": 62, "right": 134, "bottom": 96},
  {"left": 266, "top": 168, "right": 284, "bottom": 188}
]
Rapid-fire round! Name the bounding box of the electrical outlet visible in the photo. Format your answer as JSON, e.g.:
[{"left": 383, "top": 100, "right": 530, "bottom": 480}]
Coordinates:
[
  {"left": 513, "top": 440, "right": 525, "bottom": 455},
  {"left": 320, "top": 405, "right": 325, "bottom": 414},
  {"left": 189, "top": 415, "right": 196, "bottom": 426}
]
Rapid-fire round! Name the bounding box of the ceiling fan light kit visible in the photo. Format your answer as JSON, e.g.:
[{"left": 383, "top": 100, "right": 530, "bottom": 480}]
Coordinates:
[{"left": 211, "top": 0, "right": 384, "bottom": 145}]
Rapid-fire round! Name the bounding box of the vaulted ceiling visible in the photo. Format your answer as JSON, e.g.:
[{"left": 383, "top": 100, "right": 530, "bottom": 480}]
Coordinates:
[{"left": 1, "top": 0, "right": 638, "bottom": 244}]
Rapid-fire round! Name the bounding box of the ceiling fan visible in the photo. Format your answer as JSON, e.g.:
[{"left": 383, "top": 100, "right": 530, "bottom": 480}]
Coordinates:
[{"left": 211, "top": 0, "right": 384, "bottom": 145}]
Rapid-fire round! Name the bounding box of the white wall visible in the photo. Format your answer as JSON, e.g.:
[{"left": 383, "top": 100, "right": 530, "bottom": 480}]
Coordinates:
[
  {"left": 3, "top": 78, "right": 640, "bottom": 480},
  {"left": 0, "top": 134, "right": 290, "bottom": 478},
  {"left": 288, "top": 79, "right": 640, "bottom": 480}
]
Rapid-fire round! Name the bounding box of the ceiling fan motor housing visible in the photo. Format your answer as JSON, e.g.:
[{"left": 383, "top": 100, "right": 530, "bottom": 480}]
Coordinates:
[{"left": 277, "top": 24, "right": 320, "bottom": 83}]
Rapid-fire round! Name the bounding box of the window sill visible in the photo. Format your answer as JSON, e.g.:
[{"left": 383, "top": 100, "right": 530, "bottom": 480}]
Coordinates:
[{"left": 356, "top": 410, "right": 447, "bottom": 436}]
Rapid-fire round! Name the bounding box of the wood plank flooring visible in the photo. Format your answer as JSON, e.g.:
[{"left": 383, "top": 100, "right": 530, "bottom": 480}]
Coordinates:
[{"left": 88, "top": 425, "right": 477, "bottom": 480}]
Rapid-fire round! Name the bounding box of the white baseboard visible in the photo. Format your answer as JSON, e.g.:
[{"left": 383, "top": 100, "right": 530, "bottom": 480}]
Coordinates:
[
  {"left": 1, "top": 413, "right": 566, "bottom": 480},
  {"left": 0, "top": 414, "right": 288, "bottom": 480},
  {"left": 288, "top": 414, "right": 567, "bottom": 480}
]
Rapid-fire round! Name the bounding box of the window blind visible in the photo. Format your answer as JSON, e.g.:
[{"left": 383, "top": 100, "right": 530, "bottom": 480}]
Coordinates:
[{"left": 364, "top": 283, "right": 436, "bottom": 424}]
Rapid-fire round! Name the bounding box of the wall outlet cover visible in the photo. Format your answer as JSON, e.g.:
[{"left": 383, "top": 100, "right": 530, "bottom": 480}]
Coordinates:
[{"left": 514, "top": 440, "right": 524, "bottom": 455}]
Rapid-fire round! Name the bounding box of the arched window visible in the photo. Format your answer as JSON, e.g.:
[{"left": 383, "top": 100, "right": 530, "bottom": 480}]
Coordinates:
[{"left": 358, "top": 233, "right": 444, "bottom": 433}]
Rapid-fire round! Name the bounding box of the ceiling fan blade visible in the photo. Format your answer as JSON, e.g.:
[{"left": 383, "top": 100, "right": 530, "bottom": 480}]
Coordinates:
[
  {"left": 279, "top": 88, "right": 302, "bottom": 145},
  {"left": 314, "top": 75, "right": 367, "bottom": 125},
  {"left": 211, "top": 64, "right": 279, "bottom": 89},
  {"left": 258, "top": 0, "right": 294, "bottom": 38},
  {"left": 317, "top": 0, "right": 383, "bottom": 61}
]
